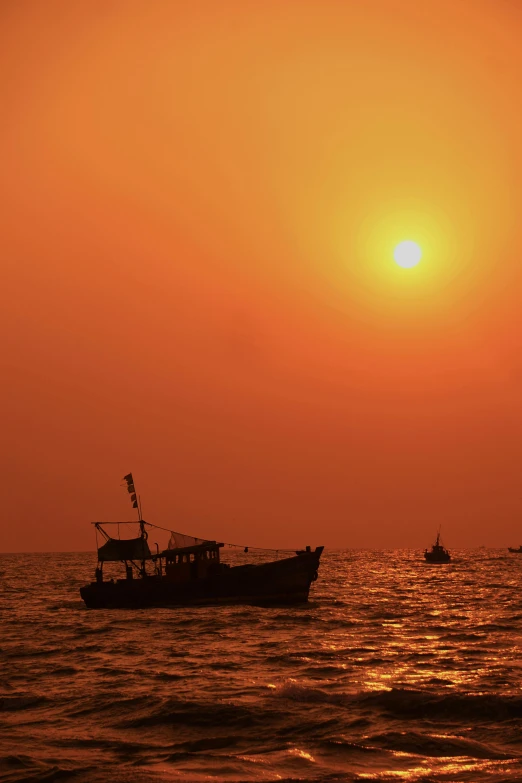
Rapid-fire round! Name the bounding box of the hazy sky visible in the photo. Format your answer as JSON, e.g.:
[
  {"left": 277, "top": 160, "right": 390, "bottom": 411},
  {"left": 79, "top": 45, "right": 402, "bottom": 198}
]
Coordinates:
[{"left": 2, "top": 0, "right": 522, "bottom": 552}]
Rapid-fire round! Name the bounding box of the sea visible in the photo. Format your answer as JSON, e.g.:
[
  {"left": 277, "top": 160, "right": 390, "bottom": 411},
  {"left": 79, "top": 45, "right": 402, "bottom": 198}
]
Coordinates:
[{"left": 1, "top": 549, "right": 522, "bottom": 783}]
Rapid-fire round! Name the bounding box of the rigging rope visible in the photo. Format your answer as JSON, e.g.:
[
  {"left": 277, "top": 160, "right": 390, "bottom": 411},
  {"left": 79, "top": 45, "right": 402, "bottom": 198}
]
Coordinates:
[
  {"left": 93, "top": 520, "right": 299, "bottom": 554},
  {"left": 144, "top": 520, "right": 297, "bottom": 554}
]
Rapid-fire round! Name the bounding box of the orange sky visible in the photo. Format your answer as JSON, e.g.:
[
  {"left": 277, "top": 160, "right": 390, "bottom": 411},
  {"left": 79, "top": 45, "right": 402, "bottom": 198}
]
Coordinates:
[{"left": 2, "top": 0, "right": 522, "bottom": 552}]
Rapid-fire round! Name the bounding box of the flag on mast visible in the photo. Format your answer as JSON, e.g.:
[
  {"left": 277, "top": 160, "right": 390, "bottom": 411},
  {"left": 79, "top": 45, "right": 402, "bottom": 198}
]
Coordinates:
[{"left": 122, "top": 473, "right": 140, "bottom": 515}]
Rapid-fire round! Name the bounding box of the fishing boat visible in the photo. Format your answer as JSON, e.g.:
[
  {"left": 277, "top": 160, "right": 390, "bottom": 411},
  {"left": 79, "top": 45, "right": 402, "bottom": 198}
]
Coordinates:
[
  {"left": 424, "top": 530, "right": 451, "bottom": 563},
  {"left": 508, "top": 545, "right": 522, "bottom": 553},
  {"left": 80, "top": 475, "right": 324, "bottom": 609}
]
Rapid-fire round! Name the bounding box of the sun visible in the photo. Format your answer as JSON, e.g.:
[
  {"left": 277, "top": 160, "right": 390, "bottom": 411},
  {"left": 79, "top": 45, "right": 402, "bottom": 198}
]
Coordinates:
[{"left": 393, "top": 240, "right": 422, "bottom": 268}]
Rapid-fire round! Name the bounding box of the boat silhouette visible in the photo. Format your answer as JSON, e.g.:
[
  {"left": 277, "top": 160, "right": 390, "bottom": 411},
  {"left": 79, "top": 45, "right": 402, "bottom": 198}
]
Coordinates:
[
  {"left": 424, "top": 529, "right": 451, "bottom": 563},
  {"left": 80, "top": 475, "right": 324, "bottom": 609}
]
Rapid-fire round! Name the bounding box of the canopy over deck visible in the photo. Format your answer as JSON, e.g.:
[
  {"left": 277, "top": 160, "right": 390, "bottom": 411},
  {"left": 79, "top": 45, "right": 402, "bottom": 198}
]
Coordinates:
[{"left": 97, "top": 536, "right": 152, "bottom": 562}]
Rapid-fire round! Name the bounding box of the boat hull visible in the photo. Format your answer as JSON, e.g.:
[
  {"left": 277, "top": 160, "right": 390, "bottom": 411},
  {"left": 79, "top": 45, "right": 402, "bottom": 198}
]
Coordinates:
[
  {"left": 424, "top": 553, "right": 451, "bottom": 563},
  {"left": 80, "top": 549, "right": 323, "bottom": 609}
]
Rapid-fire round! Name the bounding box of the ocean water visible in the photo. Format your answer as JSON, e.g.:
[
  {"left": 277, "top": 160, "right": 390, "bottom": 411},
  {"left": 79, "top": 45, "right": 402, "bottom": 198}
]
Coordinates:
[{"left": 1, "top": 549, "right": 522, "bottom": 783}]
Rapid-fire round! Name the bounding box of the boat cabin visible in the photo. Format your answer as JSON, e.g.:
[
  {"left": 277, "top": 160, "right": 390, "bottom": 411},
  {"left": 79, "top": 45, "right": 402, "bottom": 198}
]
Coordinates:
[{"left": 157, "top": 541, "right": 224, "bottom": 582}]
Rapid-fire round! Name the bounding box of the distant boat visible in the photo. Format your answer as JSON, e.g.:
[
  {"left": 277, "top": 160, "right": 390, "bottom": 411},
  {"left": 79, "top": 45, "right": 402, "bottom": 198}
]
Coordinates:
[
  {"left": 508, "top": 545, "right": 522, "bottom": 553},
  {"left": 80, "top": 475, "right": 324, "bottom": 609},
  {"left": 424, "top": 530, "right": 451, "bottom": 563}
]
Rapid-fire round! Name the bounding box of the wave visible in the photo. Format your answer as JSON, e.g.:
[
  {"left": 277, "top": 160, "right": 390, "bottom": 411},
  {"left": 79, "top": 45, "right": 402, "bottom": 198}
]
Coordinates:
[
  {"left": 0, "top": 695, "right": 50, "bottom": 711},
  {"left": 275, "top": 684, "right": 522, "bottom": 722},
  {"left": 4, "top": 647, "right": 61, "bottom": 660},
  {"left": 44, "top": 666, "right": 79, "bottom": 677},
  {"left": 47, "top": 600, "right": 85, "bottom": 611},
  {"left": 359, "top": 730, "right": 518, "bottom": 759},
  {"left": 153, "top": 671, "right": 185, "bottom": 681},
  {"left": 0, "top": 756, "right": 154, "bottom": 783},
  {"left": 65, "top": 694, "right": 151, "bottom": 719},
  {"left": 115, "top": 696, "right": 268, "bottom": 730},
  {"left": 362, "top": 688, "right": 522, "bottom": 722}
]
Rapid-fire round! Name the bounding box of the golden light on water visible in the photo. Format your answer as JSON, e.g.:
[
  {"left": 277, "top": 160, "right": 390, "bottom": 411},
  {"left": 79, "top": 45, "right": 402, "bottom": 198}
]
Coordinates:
[{"left": 393, "top": 240, "right": 422, "bottom": 268}]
